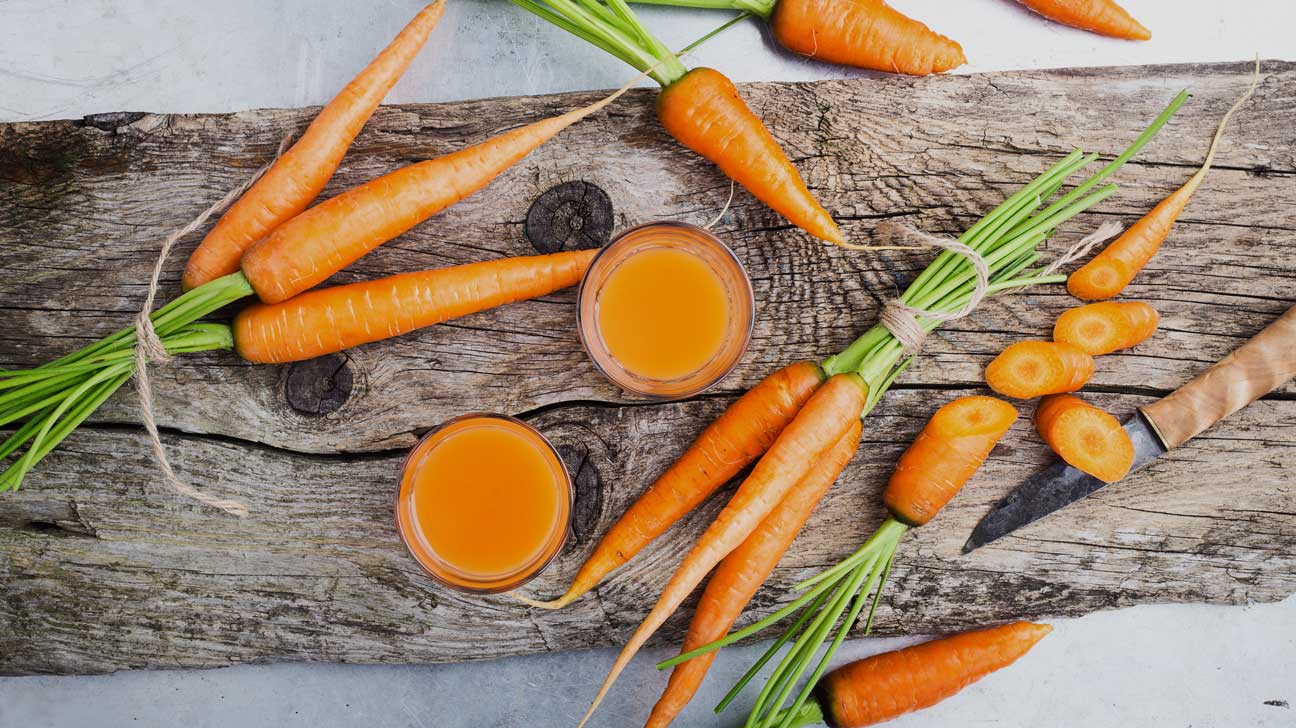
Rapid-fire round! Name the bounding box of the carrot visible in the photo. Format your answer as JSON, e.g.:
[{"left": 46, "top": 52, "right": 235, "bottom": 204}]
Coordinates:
[
  {"left": 512, "top": 1, "right": 843, "bottom": 246},
  {"left": 1016, "top": 0, "right": 1150, "bottom": 40},
  {"left": 182, "top": 1, "right": 446, "bottom": 290},
  {"left": 516, "top": 361, "right": 825, "bottom": 611},
  {"left": 657, "top": 68, "right": 843, "bottom": 245},
  {"left": 769, "top": 0, "right": 965, "bottom": 75},
  {"left": 1069, "top": 67, "right": 1261, "bottom": 300},
  {"left": 778, "top": 622, "right": 1053, "bottom": 728},
  {"left": 233, "top": 249, "right": 596, "bottom": 364},
  {"left": 577, "top": 373, "right": 869, "bottom": 728},
  {"left": 1053, "top": 301, "right": 1159, "bottom": 355},
  {"left": 1035, "top": 394, "right": 1134, "bottom": 482},
  {"left": 884, "top": 395, "right": 1018, "bottom": 526},
  {"left": 645, "top": 419, "right": 862, "bottom": 728},
  {"left": 985, "top": 340, "right": 1094, "bottom": 399}
]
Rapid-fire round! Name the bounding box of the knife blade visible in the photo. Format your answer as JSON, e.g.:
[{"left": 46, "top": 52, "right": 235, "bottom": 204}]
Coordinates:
[{"left": 964, "top": 304, "right": 1296, "bottom": 554}]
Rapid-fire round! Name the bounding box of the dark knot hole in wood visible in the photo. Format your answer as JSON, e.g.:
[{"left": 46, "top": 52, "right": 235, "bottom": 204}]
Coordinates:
[
  {"left": 556, "top": 443, "right": 604, "bottom": 546},
  {"left": 284, "top": 353, "right": 354, "bottom": 416},
  {"left": 525, "top": 181, "right": 614, "bottom": 254}
]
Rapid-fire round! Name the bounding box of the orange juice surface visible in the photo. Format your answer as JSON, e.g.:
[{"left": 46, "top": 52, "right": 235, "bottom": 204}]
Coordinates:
[
  {"left": 396, "top": 416, "right": 569, "bottom": 591},
  {"left": 595, "top": 246, "right": 730, "bottom": 381}
]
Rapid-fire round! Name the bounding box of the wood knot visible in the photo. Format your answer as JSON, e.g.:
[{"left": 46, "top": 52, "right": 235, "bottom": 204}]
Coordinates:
[
  {"left": 79, "top": 111, "right": 147, "bottom": 133},
  {"left": 556, "top": 444, "right": 603, "bottom": 545},
  {"left": 284, "top": 354, "right": 354, "bottom": 416},
  {"left": 525, "top": 181, "right": 613, "bottom": 254}
]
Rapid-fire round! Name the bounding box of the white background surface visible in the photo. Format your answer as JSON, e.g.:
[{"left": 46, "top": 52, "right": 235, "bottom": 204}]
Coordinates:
[{"left": 0, "top": 1, "right": 1293, "bottom": 726}]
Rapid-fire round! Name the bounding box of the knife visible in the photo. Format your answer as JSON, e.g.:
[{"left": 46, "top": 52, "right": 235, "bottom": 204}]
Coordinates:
[{"left": 963, "top": 303, "right": 1296, "bottom": 554}]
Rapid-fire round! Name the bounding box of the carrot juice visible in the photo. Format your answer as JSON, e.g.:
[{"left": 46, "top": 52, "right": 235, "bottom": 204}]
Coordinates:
[
  {"left": 578, "top": 222, "right": 754, "bottom": 398},
  {"left": 395, "top": 414, "right": 571, "bottom": 592}
]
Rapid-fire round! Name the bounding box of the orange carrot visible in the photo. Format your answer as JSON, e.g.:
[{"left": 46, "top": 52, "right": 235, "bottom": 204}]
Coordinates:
[
  {"left": 884, "top": 396, "right": 1018, "bottom": 526},
  {"left": 517, "top": 361, "right": 826, "bottom": 611},
  {"left": 233, "top": 249, "right": 595, "bottom": 364},
  {"left": 1054, "top": 301, "right": 1159, "bottom": 355},
  {"left": 239, "top": 83, "right": 633, "bottom": 304},
  {"left": 785, "top": 622, "right": 1052, "bottom": 728},
  {"left": 1016, "top": 0, "right": 1150, "bottom": 40},
  {"left": 985, "top": 340, "right": 1093, "bottom": 399},
  {"left": 577, "top": 373, "right": 869, "bottom": 728},
  {"left": 770, "top": 0, "right": 966, "bottom": 76},
  {"left": 182, "top": 1, "right": 445, "bottom": 290},
  {"left": 645, "top": 419, "right": 862, "bottom": 728},
  {"left": 657, "top": 68, "right": 843, "bottom": 246},
  {"left": 1035, "top": 394, "right": 1134, "bottom": 483},
  {"left": 1069, "top": 68, "right": 1261, "bottom": 300}
]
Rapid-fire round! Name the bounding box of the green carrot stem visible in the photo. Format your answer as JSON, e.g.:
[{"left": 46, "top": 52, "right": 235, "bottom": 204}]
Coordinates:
[
  {"left": 795, "top": 518, "right": 908, "bottom": 592},
  {"left": 860, "top": 549, "right": 896, "bottom": 636},
  {"left": 629, "top": 0, "right": 774, "bottom": 19},
  {"left": 510, "top": 0, "right": 687, "bottom": 86},
  {"left": 715, "top": 589, "right": 832, "bottom": 714},
  {"left": 772, "top": 699, "right": 826, "bottom": 728}
]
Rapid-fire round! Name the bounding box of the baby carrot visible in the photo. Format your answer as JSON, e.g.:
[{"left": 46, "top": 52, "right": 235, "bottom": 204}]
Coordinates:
[
  {"left": 233, "top": 249, "right": 595, "bottom": 364},
  {"left": 182, "top": 1, "right": 445, "bottom": 290},
  {"left": 770, "top": 0, "right": 965, "bottom": 75},
  {"left": 985, "top": 341, "right": 1094, "bottom": 399},
  {"left": 1054, "top": 301, "right": 1159, "bottom": 355},
  {"left": 884, "top": 396, "right": 1018, "bottom": 526},
  {"left": 779, "top": 622, "right": 1053, "bottom": 727},
  {"left": 239, "top": 82, "right": 632, "bottom": 304},
  {"left": 577, "top": 373, "right": 869, "bottom": 728},
  {"left": 1035, "top": 394, "right": 1134, "bottom": 483},
  {"left": 1016, "top": 0, "right": 1150, "bottom": 40},
  {"left": 645, "top": 420, "right": 862, "bottom": 728},
  {"left": 516, "top": 361, "right": 825, "bottom": 611},
  {"left": 1069, "top": 67, "right": 1260, "bottom": 300}
]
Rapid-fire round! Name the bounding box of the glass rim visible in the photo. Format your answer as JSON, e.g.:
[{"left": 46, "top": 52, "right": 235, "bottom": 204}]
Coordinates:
[{"left": 393, "top": 412, "right": 573, "bottom": 594}]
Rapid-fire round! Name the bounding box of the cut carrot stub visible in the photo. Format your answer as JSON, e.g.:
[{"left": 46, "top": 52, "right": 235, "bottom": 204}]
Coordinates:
[
  {"left": 985, "top": 341, "right": 1094, "bottom": 399},
  {"left": 1054, "top": 301, "right": 1159, "bottom": 355},
  {"left": 884, "top": 395, "right": 1018, "bottom": 526},
  {"left": 811, "top": 622, "right": 1053, "bottom": 728},
  {"left": 1035, "top": 394, "right": 1134, "bottom": 483}
]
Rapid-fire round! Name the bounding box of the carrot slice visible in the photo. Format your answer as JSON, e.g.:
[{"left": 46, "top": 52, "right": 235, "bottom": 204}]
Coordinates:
[
  {"left": 1054, "top": 301, "right": 1159, "bottom": 355},
  {"left": 1016, "top": 0, "right": 1150, "bottom": 40},
  {"left": 985, "top": 341, "right": 1094, "bottom": 399},
  {"left": 884, "top": 395, "right": 1018, "bottom": 526},
  {"left": 1035, "top": 394, "right": 1134, "bottom": 483}
]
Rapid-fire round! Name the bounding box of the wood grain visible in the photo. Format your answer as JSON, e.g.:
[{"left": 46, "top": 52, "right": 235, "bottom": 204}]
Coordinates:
[{"left": 1, "top": 61, "right": 1293, "bottom": 675}]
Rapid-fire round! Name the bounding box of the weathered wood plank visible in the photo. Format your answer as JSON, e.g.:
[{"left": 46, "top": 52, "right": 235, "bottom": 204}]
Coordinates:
[{"left": 0, "top": 61, "right": 1293, "bottom": 675}]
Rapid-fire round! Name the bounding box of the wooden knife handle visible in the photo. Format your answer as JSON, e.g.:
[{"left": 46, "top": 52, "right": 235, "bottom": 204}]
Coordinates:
[{"left": 1142, "top": 305, "right": 1296, "bottom": 449}]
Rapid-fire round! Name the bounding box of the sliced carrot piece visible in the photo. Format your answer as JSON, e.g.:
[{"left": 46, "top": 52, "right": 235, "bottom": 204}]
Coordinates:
[
  {"left": 985, "top": 341, "right": 1094, "bottom": 399},
  {"left": 1035, "top": 394, "right": 1134, "bottom": 483},
  {"left": 1054, "top": 301, "right": 1159, "bottom": 355}
]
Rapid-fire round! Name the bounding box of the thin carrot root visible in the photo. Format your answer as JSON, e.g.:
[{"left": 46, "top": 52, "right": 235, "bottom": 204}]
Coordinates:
[
  {"left": 985, "top": 341, "right": 1094, "bottom": 399},
  {"left": 512, "top": 361, "right": 826, "bottom": 611},
  {"left": 1036, "top": 394, "right": 1134, "bottom": 483},
  {"left": 1069, "top": 62, "right": 1262, "bottom": 300},
  {"left": 884, "top": 395, "right": 1018, "bottom": 526},
  {"left": 1054, "top": 301, "right": 1159, "bottom": 355}
]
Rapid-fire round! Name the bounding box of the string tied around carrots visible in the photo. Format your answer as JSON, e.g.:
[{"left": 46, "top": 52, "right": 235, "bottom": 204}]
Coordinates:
[{"left": 131, "top": 135, "right": 292, "bottom": 517}]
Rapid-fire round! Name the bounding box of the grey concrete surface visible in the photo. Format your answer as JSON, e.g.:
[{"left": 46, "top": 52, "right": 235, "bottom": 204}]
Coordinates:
[{"left": 1, "top": 1, "right": 1294, "bottom": 726}]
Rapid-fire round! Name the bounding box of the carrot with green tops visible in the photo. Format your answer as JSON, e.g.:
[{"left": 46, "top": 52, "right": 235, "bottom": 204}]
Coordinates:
[
  {"left": 777, "top": 621, "right": 1053, "bottom": 728},
  {"left": 632, "top": 0, "right": 965, "bottom": 76},
  {"left": 1036, "top": 394, "right": 1134, "bottom": 482},
  {"left": 1016, "top": 0, "right": 1150, "bottom": 40},
  {"left": 182, "top": 1, "right": 446, "bottom": 290},
  {"left": 511, "top": 0, "right": 843, "bottom": 246},
  {"left": 234, "top": 249, "right": 597, "bottom": 364},
  {"left": 515, "top": 361, "right": 826, "bottom": 611},
  {"left": 578, "top": 373, "right": 870, "bottom": 728},
  {"left": 661, "top": 395, "right": 1017, "bottom": 728},
  {"left": 1054, "top": 301, "right": 1159, "bottom": 355},
  {"left": 645, "top": 419, "right": 861, "bottom": 728},
  {"left": 1069, "top": 66, "right": 1260, "bottom": 300},
  {"left": 985, "top": 340, "right": 1093, "bottom": 399}
]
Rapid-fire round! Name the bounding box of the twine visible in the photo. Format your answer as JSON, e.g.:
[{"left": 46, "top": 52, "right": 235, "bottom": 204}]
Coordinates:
[
  {"left": 868, "top": 219, "right": 1125, "bottom": 357},
  {"left": 133, "top": 135, "right": 291, "bottom": 517}
]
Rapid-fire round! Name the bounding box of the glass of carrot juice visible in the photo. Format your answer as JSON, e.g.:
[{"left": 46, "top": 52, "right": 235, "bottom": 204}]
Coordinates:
[
  {"left": 577, "top": 222, "right": 754, "bottom": 399},
  {"left": 394, "top": 414, "right": 572, "bottom": 593}
]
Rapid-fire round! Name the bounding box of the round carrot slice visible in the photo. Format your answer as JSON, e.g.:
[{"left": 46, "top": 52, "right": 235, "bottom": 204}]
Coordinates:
[
  {"left": 985, "top": 341, "right": 1094, "bottom": 399},
  {"left": 1035, "top": 394, "right": 1134, "bottom": 483}
]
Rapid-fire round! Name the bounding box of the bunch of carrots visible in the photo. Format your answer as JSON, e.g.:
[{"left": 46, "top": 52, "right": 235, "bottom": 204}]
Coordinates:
[
  {"left": 986, "top": 65, "right": 1258, "bottom": 484},
  {"left": 0, "top": 1, "right": 647, "bottom": 492},
  {"left": 512, "top": 89, "right": 1193, "bottom": 726}
]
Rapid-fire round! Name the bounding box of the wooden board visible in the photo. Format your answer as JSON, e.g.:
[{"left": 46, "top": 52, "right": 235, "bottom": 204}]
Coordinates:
[{"left": 1, "top": 61, "right": 1293, "bottom": 676}]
